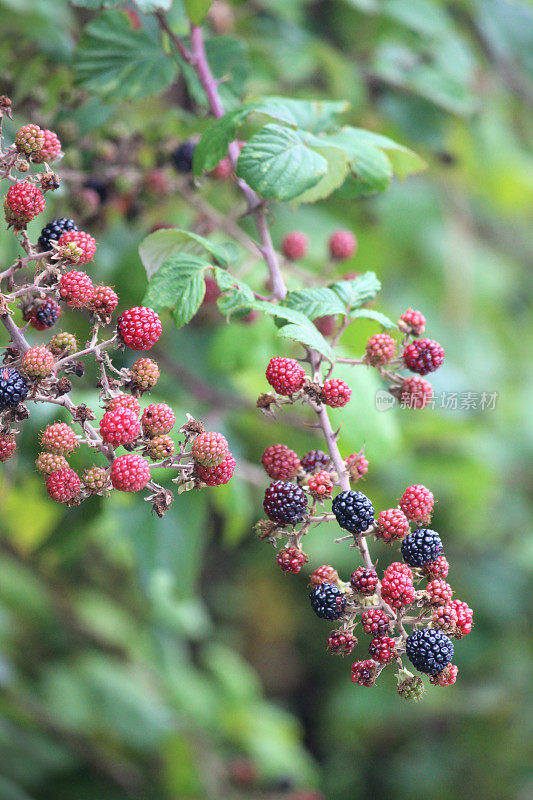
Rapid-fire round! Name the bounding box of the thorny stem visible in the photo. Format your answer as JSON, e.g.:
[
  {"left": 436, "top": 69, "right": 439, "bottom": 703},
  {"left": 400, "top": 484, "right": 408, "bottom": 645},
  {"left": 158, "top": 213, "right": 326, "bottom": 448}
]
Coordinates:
[{"left": 159, "top": 15, "right": 288, "bottom": 301}]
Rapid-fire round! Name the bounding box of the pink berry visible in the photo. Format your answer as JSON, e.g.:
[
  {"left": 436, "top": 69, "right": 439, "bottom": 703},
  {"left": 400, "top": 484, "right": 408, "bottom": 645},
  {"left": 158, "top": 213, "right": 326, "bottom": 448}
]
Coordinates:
[
  {"left": 46, "top": 468, "right": 81, "bottom": 503},
  {"left": 307, "top": 470, "right": 333, "bottom": 498},
  {"left": 376, "top": 507, "right": 410, "bottom": 542},
  {"left": 399, "top": 308, "right": 426, "bottom": 336},
  {"left": 399, "top": 376, "right": 433, "bottom": 409},
  {"left": 261, "top": 444, "right": 301, "bottom": 481},
  {"left": 282, "top": 231, "right": 308, "bottom": 260},
  {"left": 399, "top": 484, "right": 434, "bottom": 521},
  {"left": 110, "top": 453, "right": 151, "bottom": 492},
  {"left": 100, "top": 406, "right": 141, "bottom": 446},
  {"left": 118, "top": 307, "right": 162, "bottom": 351},
  {"left": 41, "top": 422, "right": 78, "bottom": 455},
  {"left": 329, "top": 230, "right": 357, "bottom": 260},
  {"left": 141, "top": 403, "right": 175, "bottom": 437},
  {"left": 195, "top": 452, "right": 236, "bottom": 486},
  {"left": 365, "top": 333, "right": 396, "bottom": 366},
  {"left": 57, "top": 231, "right": 96, "bottom": 264},
  {"left": 403, "top": 339, "right": 444, "bottom": 375},
  {"left": 192, "top": 431, "right": 229, "bottom": 467},
  {"left": 266, "top": 357, "right": 306, "bottom": 396},
  {"left": 59, "top": 270, "right": 95, "bottom": 307},
  {"left": 322, "top": 378, "right": 352, "bottom": 408},
  {"left": 4, "top": 181, "right": 45, "bottom": 227}
]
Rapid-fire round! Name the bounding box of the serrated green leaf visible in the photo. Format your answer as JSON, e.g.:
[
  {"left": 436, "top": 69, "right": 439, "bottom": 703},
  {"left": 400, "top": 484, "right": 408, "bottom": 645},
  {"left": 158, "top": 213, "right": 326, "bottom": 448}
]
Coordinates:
[
  {"left": 75, "top": 11, "right": 178, "bottom": 101},
  {"left": 213, "top": 268, "right": 256, "bottom": 317},
  {"left": 331, "top": 126, "right": 426, "bottom": 178},
  {"left": 193, "top": 108, "right": 248, "bottom": 176},
  {"left": 351, "top": 308, "right": 398, "bottom": 329},
  {"left": 184, "top": 0, "right": 212, "bottom": 24},
  {"left": 143, "top": 253, "right": 211, "bottom": 327},
  {"left": 249, "top": 301, "right": 335, "bottom": 362},
  {"left": 236, "top": 124, "right": 327, "bottom": 201},
  {"left": 330, "top": 272, "right": 382, "bottom": 310},
  {"left": 283, "top": 287, "right": 346, "bottom": 319},
  {"left": 72, "top": 0, "right": 120, "bottom": 7},
  {"left": 139, "top": 228, "right": 235, "bottom": 278},
  {"left": 293, "top": 135, "right": 350, "bottom": 203}
]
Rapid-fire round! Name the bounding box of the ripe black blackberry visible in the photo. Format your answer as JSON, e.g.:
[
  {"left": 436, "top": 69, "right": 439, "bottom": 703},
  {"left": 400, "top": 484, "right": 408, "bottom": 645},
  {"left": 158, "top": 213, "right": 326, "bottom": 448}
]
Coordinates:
[
  {"left": 309, "top": 582, "right": 346, "bottom": 620},
  {"left": 405, "top": 628, "right": 454, "bottom": 675},
  {"left": 37, "top": 218, "right": 78, "bottom": 251},
  {"left": 300, "top": 449, "right": 329, "bottom": 473},
  {"left": 0, "top": 368, "right": 28, "bottom": 409},
  {"left": 332, "top": 490, "right": 374, "bottom": 533},
  {"left": 263, "top": 480, "right": 308, "bottom": 525},
  {"left": 83, "top": 178, "right": 108, "bottom": 203},
  {"left": 171, "top": 141, "right": 196, "bottom": 173},
  {"left": 401, "top": 528, "right": 443, "bottom": 567}
]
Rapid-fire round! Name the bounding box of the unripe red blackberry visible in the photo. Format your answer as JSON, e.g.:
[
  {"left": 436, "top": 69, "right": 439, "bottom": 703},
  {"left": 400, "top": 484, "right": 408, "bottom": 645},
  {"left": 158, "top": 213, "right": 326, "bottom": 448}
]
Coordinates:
[
  {"left": 350, "top": 567, "right": 378, "bottom": 595},
  {"left": 46, "top": 467, "right": 81, "bottom": 503},
  {"left": 15, "top": 124, "right": 45, "bottom": 155},
  {"left": 141, "top": 403, "right": 176, "bottom": 437},
  {"left": 399, "top": 376, "right": 433, "bottom": 409},
  {"left": 110, "top": 453, "right": 151, "bottom": 492},
  {"left": 0, "top": 433, "right": 16, "bottom": 461},
  {"left": 100, "top": 406, "right": 141, "bottom": 446},
  {"left": 48, "top": 331, "right": 78, "bottom": 356},
  {"left": 29, "top": 297, "right": 61, "bottom": 331},
  {"left": 282, "top": 231, "right": 308, "bottom": 260},
  {"left": 425, "top": 579, "right": 453, "bottom": 606},
  {"left": 322, "top": 378, "right": 352, "bottom": 408},
  {"left": 430, "top": 663, "right": 458, "bottom": 686},
  {"left": 403, "top": 338, "right": 444, "bottom": 375},
  {"left": 309, "top": 565, "right": 339, "bottom": 587},
  {"left": 210, "top": 156, "right": 233, "bottom": 180},
  {"left": 21, "top": 346, "right": 55, "bottom": 379},
  {"left": 41, "top": 422, "right": 78, "bottom": 455},
  {"left": 264, "top": 480, "right": 308, "bottom": 525},
  {"left": 381, "top": 562, "right": 415, "bottom": 608},
  {"left": 424, "top": 555, "right": 449, "bottom": 580},
  {"left": 361, "top": 608, "right": 390, "bottom": 637},
  {"left": 308, "top": 470, "right": 333, "bottom": 499},
  {"left": 91, "top": 285, "right": 118, "bottom": 321},
  {"left": 146, "top": 434, "right": 175, "bottom": 460},
  {"left": 365, "top": 333, "right": 396, "bottom": 366},
  {"left": 59, "top": 270, "right": 95, "bottom": 307},
  {"left": 261, "top": 443, "right": 301, "bottom": 481},
  {"left": 192, "top": 431, "right": 229, "bottom": 467},
  {"left": 346, "top": 450, "right": 369, "bottom": 481},
  {"left": 4, "top": 181, "right": 45, "bottom": 227},
  {"left": 431, "top": 604, "right": 458, "bottom": 635},
  {"left": 397, "top": 672, "right": 425, "bottom": 701},
  {"left": 129, "top": 357, "right": 160, "bottom": 391},
  {"left": 329, "top": 229, "right": 357, "bottom": 260},
  {"left": 450, "top": 600, "right": 473, "bottom": 636},
  {"left": 301, "top": 450, "right": 329, "bottom": 473},
  {"left": 106, "top": 394, "right": 141, "bottom": 417},
  {"left": 117, "top": 307, "right": 162, "bottom": 351},
  {"left": 399, "top": 483, "right": 434, "bottom": 522},
  {"left": 350, "top": 659, "right": 376, "bottom": 687},
  {"left": 35, "top": 451, "right": 69, "bottom": 475},
  {"left": 399, "top": 308, "right": 426, "bottom": 336},
  {"left": 82, "top": 466, "right": 110, "bottom": 495},
  {"left": 327, "top": 629, "right": 356, "bottom": 655},
  {"left": 57, "top": 230, "right": 96, "bottom": 264},
  {"left": 369, "top": 635, "right": 397, "bottom": 663},
  {"left": 195, "top": 452, "right": 236, "bottom": 485},
  {"left": 34, "top": 129, "right": 62, "bottom": 163},
  {"left": 376, "top": 507, "right": 410, "bottom": 543},
  {"left": 276, "top": 546, "right": 308, "bottom": 574},
  {"left": 203, "top": 276, "right": 221, "bottom": 304},
  {"left": 266, "top": 357, "right": 306, "bottom": 396}
]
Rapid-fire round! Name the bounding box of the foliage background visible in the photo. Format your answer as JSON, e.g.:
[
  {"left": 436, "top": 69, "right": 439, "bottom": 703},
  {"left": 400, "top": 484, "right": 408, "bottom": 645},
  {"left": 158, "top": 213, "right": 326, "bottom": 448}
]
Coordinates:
[{"left": 0, "top": 1, "right": 531, "bottom": 798}]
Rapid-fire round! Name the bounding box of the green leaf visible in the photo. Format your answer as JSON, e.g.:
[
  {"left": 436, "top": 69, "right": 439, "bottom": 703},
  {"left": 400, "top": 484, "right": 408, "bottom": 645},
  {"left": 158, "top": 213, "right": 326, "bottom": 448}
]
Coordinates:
[
  {"left": 184, "top": 0, "right": 212, "bottom": 24},
  {"left": 143, "top": 253, "right": 211, "bottom": 327},
  {"left": 330, "top": 272, "right": 382, "bottom": 311},
  {"left": 236, "top": 124, "right": 328, "bottom": 201},
  {"left": 136, "top": 0, "right": 173, "bottom": 9},
  {"left": 75, "top": 11, "right": 178, "bottom": 101},
  {"left": 193, "top": 108, "right": 248, "bottom": 176},
  {"left": 213, "top": 268, "right": 256, "bottom": 317},
  {"left": 331, "top": 126, "right": 426, "bottom": 178},
  {"left": 249, "top": 300, "right": 335, "bottom": 362},
  {"left": 351, "top": 308, "right": 398, "bottom": 329},
  {"left": 139, "top": 228, "right": 235, "bottom": 278},
  {"left": 193, "top": 97, "right": 348, "bottom": 176},
  {"left": 293, "top": 135, "right": 350, "bottom": 203},
  {"left": 283, "top": 287, "right": 346, "bottom": 319}
]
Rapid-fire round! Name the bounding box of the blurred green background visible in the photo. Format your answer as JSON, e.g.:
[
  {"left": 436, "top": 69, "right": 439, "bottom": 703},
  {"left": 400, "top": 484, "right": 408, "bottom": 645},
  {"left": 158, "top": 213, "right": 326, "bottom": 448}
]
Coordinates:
[{"left": 0, "top": 1, "right": 531, "bottom": 798}]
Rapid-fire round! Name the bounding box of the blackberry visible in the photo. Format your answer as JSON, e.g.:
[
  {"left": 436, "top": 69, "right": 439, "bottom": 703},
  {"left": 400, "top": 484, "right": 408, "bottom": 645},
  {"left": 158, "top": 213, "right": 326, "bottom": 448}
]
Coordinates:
[
  {"left": 332, "top": 490, "right": 374, "bottom": 533},
  {"left": 31, "top": 298, "right": 61, "bottom": 330},
  {"left": 37, "top": 218, "right": 77, "bottom": 252},
  {"left": 401, "top": 528, "right": 443, "bottom": 567},
  {"left": 0, "top": 368, "right": 28, "bottom": 409},
  {"left": 309, "top": 582, "right": 346, "bottom": 620},
  {"left": 301, "top": 450, "right": 329, "bottom": 473},
  {"left": 263, "top": 480, "right": 308, "bottom": 525},
  {"left": 171, "top": 141, "right": 196, "bottom": 173},
  {"left": 405, "top": 628, "right": 454, "bottom": 675}
]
